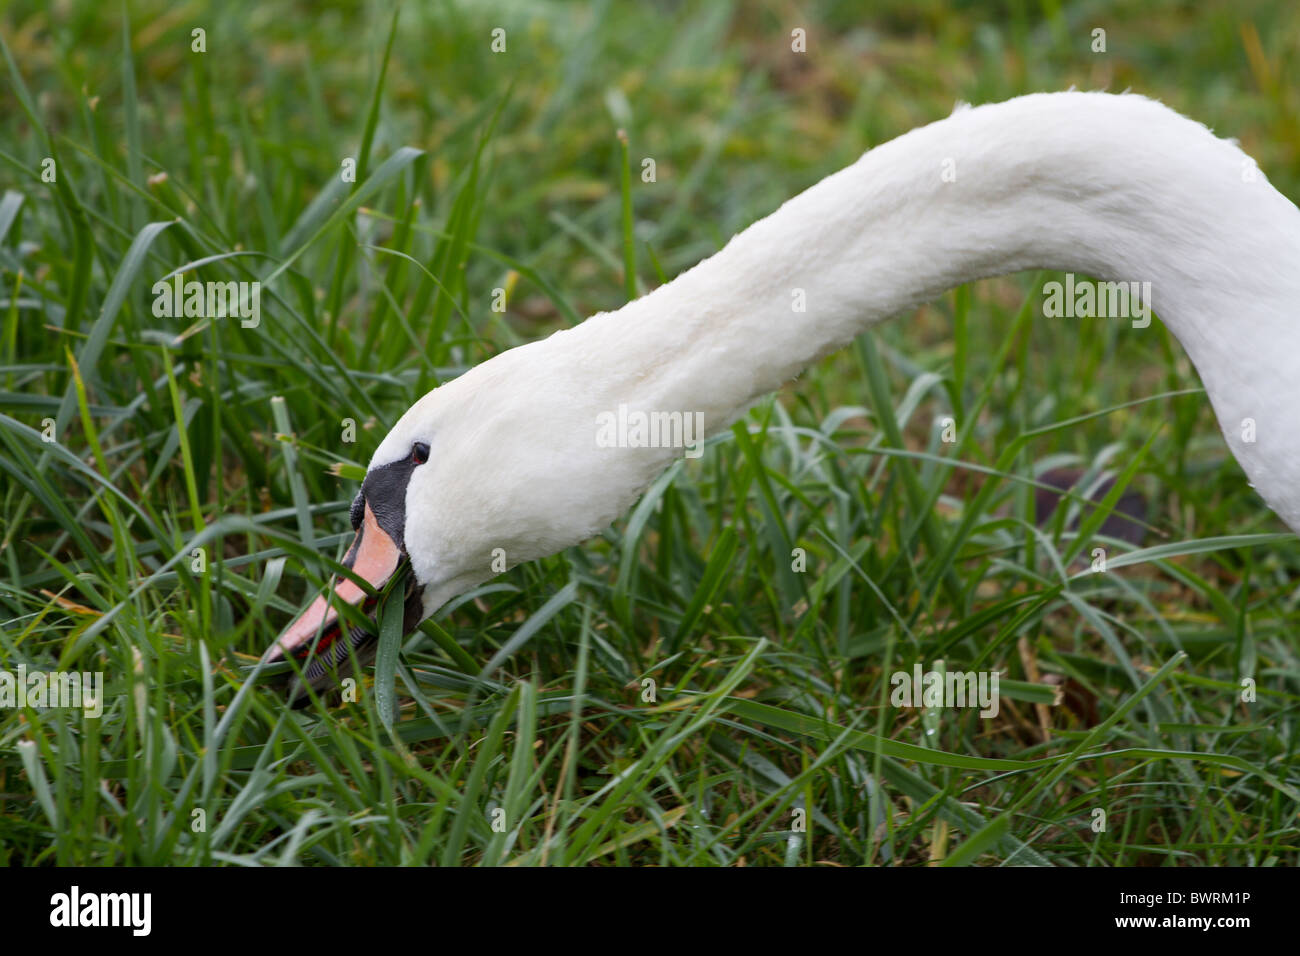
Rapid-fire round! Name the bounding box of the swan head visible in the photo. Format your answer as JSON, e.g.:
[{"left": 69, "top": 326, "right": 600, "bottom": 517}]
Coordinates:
[
  {"left": 260, "top": 415, "right": 438, "bottom": 705},
  {"left": 261, "top": 332, "right": 673, "bottom": 704}
]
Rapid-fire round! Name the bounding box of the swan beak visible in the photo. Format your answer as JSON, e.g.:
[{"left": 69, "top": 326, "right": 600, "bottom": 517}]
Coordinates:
[{"left": 262, "top": 503, "right": 404, "bottom": 700}]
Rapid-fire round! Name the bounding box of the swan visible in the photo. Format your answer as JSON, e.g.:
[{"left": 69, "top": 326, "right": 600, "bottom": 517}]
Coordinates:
[{"left": 263, "top": 91, "right": 1300, "bottom": 704}]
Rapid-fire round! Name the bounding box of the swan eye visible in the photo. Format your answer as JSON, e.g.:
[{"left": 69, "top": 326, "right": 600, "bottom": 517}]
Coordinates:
[
  {"left": 349, "top": 490, "right": 365, "bottom": 531},
  {"left": 412, "top": 442, "right": 430, "bottom": 465}
]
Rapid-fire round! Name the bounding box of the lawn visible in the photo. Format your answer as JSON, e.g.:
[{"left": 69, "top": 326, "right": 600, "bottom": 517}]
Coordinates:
[{"left": 2, "top": 0, "right": 1298, "bottom": 865}]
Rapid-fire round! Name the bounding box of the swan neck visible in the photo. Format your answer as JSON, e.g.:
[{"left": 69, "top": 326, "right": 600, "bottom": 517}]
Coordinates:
[{"left": 579, "top": 92, "right": 1300, "bottom": 526}]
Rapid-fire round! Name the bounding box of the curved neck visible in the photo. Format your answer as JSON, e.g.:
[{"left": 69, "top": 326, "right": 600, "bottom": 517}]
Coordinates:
[{"left": 564, "top": 91, "right": 1300, "bottom": 529}]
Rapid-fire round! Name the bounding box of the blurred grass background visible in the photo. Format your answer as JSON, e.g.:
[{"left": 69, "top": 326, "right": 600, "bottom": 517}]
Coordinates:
[{"left": 1, "top": 0, "right": 1298, "bottom": 865}]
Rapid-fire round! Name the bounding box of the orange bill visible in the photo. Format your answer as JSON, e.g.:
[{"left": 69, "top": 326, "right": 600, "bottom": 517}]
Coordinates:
[{"left": 264, "top": 502, "right": 403, "bottom": 664}]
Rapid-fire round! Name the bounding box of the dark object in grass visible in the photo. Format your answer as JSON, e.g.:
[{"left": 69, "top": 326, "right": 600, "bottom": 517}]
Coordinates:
[
  {"left": 1033, "top": 467, "right": 1148, "bottom": 546},
  {"left": 1042, "top": 673, "right": 1103, "bottom": 727}
]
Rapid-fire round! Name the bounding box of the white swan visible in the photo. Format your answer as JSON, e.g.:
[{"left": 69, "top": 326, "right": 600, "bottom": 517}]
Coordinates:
[{"left": 264, "top": 91, "right": 1300, "bottom": 701}]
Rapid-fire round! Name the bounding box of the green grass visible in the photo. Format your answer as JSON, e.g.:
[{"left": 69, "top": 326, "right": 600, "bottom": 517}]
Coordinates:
[{"left": 2, "top": 0, "right": 1299, "bottom": 865}]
